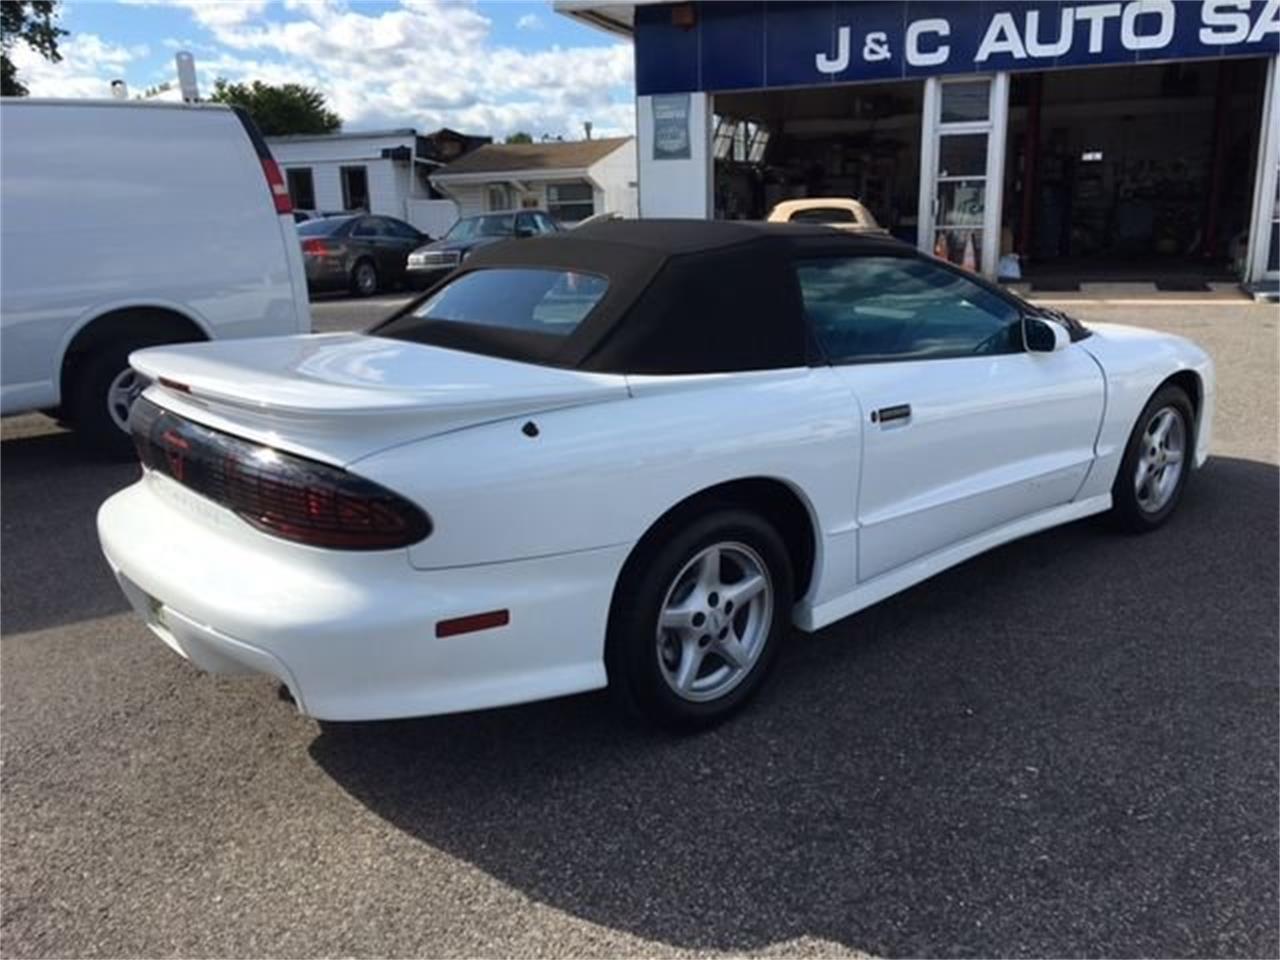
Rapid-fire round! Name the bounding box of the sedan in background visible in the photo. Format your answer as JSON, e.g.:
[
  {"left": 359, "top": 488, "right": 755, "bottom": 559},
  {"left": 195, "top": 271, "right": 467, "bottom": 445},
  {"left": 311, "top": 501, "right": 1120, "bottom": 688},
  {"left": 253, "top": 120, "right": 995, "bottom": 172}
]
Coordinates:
[
  {"left": 299, "top": 215, "right": 429, "bottom": 296},
  {"left": 406, "top": 210, "right": 559, "bottom": 289},
  {"left": 99, "top": 220, "right": 1213, "bottom": 731}
]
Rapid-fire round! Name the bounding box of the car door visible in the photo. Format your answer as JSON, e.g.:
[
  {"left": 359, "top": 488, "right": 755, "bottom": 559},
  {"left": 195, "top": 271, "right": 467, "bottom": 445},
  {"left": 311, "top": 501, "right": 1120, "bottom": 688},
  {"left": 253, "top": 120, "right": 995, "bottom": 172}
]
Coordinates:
[
  {"left": 383, "top": 218, "right": 426, "bottom": 268},
  {"left": 368, "top": 217, "right": 407, "bottom": 280},
  {"left": 796, "top": 253, "right": 1105, "bottom": 583},
  {"left": 348, "top": 216, "right": 382, "bottom": 269}
]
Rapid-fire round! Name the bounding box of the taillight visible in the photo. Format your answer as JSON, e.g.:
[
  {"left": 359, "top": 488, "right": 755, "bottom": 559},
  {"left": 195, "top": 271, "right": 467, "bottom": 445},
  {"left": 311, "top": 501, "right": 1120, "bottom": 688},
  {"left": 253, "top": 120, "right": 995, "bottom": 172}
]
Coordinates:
[
  {"left": 230, "top": 106, "right": 294, "bottom": 217},
  {"left": 261, "top": 157, "right": 293, "bottom": 215},
  {"left": 131, "top": 398, "right": 431, "bottom": 550},
  {"left": 301, "top": 237, "right": 332, "bottom": 255}
]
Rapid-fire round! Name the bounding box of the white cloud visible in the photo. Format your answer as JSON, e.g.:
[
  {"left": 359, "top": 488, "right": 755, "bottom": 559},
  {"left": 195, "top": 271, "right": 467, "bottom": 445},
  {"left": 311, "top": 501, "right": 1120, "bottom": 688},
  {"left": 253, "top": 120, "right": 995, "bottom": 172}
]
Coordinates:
[
  {"left": 516, "top": 13, "right": 543, "bottom": 30},
  {"left": 16, "top": 1, "right": 636, "bottom": 140},
  {"left": 9, "top": 33, "right": 150, "bottom": 98},
  {"left": 118, "top": 0, "right": 269, "bottom": 28}
]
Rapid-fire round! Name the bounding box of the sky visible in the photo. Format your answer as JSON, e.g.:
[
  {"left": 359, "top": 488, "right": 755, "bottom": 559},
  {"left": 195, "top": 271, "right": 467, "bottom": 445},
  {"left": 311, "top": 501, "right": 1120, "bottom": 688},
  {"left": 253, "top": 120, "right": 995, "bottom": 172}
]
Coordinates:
[{"left": 9, "top": 0, "right": 636, "bottom": 139}]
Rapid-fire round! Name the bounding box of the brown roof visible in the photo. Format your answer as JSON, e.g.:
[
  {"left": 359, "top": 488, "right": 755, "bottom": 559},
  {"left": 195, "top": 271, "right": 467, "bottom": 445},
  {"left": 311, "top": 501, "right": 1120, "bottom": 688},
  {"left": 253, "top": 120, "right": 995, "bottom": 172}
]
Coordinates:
[{"left": 433, "top": 136, "right": 631, "bottom": 176}]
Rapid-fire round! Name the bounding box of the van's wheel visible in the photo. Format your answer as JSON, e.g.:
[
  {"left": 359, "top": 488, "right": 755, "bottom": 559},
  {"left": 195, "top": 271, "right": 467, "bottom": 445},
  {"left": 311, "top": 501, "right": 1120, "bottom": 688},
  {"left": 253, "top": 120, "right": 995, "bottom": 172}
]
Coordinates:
[
  {"left": 1111, "top": 384, "right": 1195, "bottom": 532},
  {"left": 68, "top": 341, "right": 156, "bottom": 460},
  {"left": 606, "top": 509, "right": 793, "bottom": 730},
  {"left": 350, "top": 259, "right": 378, "bottom": 297}
]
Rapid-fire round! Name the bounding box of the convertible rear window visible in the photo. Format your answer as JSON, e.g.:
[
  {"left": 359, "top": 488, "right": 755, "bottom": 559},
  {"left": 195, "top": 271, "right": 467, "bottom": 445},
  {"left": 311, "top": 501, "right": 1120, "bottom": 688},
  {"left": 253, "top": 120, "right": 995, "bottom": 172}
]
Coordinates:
[
  {"left": 394, "top": 268, "right": 607, "bottom": 338},
  {"left": 789, "top": 207, "right": 857, "bottom": 223}
]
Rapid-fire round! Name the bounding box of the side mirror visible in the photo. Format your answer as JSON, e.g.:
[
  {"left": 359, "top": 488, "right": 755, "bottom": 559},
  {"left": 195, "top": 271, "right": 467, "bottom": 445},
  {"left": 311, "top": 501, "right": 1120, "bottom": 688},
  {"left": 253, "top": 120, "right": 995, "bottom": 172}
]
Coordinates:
[{"left": 1024, "top": 316, "right": 1070, "bottom": 353}]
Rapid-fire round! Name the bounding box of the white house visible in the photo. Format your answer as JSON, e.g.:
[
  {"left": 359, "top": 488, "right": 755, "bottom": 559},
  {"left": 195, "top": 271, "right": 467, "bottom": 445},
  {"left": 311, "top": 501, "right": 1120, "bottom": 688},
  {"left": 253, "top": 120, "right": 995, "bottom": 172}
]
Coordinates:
[
  {"left": 430, "top": 137, "right": 638, "bottom": 223},
  {"left": 266, "top": 128, "right": 489, "bottom": 237}
]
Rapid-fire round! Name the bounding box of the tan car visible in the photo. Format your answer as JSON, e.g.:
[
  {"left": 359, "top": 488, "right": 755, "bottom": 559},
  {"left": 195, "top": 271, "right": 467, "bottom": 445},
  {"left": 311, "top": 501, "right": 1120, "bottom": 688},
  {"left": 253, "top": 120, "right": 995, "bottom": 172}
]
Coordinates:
[{"left": 766, "top": 198, "right": 888, "bottom": 235}]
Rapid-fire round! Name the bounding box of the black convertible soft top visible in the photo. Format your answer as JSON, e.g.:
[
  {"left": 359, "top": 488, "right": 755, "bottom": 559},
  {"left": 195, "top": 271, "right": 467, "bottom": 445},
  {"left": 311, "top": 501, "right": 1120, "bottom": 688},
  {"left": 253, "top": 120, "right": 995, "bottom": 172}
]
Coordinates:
[{"left": 376, "top": 219, "right": 914, "bottom": 374}]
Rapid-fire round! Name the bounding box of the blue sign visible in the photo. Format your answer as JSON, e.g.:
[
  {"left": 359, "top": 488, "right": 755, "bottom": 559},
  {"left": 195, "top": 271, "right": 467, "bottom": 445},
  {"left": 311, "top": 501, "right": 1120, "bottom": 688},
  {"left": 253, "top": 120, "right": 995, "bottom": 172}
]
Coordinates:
[{"left": 635, "top": 0, "right": 1280, "bottom": 95}]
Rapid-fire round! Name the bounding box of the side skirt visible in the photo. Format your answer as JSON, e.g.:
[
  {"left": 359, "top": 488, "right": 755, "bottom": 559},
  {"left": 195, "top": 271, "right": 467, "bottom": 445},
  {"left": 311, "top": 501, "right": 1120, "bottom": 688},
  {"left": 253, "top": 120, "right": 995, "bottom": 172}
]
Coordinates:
[{"left": 794, "top": 493, "right": 1112, "bottom": 632}]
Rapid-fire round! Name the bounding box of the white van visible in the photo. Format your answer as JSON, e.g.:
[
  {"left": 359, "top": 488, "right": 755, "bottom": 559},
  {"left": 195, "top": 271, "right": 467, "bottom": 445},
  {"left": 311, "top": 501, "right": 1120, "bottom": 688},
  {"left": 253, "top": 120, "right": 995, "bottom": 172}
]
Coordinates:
[{"left": 0, "top": 98, "right": 311, "bottom": 456}]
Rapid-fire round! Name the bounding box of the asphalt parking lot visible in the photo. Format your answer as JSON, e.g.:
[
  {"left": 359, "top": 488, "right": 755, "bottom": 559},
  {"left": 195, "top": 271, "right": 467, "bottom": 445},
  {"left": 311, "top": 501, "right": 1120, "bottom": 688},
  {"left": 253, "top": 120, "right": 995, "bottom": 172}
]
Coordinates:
[{"left": 2, "top": 295, "right": 1276, "bottom": 958}]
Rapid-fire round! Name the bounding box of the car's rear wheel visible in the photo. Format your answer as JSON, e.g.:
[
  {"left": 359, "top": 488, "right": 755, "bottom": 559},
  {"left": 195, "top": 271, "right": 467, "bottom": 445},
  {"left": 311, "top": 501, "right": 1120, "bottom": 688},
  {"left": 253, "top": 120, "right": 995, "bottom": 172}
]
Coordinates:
[
  {"left": 1111, "top": 384, "right": 1195, "bottom": 532},
  {"left": 350, "top": 259, "right": 378, "bottom": 297},
  {"left": 606, "top": 509, "right": 793, "bottom": 730}
]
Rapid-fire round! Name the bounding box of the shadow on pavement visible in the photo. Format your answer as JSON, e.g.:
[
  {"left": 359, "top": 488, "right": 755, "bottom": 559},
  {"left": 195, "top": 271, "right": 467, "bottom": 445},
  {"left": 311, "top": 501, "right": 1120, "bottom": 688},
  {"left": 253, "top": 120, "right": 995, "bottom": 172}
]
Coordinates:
[
  {"left": 1, "top": 429, "right": 137, "bottom": 635},
  {"left": 310, "top": 456, "right": 1279, "bottom": 958}
]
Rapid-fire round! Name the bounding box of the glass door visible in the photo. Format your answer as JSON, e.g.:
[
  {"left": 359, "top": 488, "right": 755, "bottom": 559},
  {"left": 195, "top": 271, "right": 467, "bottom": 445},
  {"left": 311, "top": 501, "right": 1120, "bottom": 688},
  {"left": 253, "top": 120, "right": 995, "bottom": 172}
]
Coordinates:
[
  {"left": 919, "top": 75, "right": 1009, "bottom": 278},
  {"left": 1246, "top": 55, "right": 1279, "bottom": 290}
]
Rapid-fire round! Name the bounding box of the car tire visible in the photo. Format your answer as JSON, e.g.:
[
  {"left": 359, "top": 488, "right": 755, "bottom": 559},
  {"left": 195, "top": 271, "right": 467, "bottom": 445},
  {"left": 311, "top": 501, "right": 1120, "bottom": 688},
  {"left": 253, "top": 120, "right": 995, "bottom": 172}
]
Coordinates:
[
  {"left": 350, "top": 259, "right": 378, "bottom": 297},
  {"left": 68, "top": 340, "right": 159, "bottom": 460},
  {"left": 1110, "top": 383, "right": 1196, "bottom": 533},
  {"left": 606, "top": 508, "right": 793, "bottom": 731}
]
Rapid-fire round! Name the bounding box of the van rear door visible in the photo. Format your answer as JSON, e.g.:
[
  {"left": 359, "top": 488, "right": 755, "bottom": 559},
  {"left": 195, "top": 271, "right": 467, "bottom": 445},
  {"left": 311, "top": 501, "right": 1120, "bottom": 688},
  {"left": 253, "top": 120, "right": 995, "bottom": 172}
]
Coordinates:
[{"left": 231, "top": 107, "right": 311, "bottom": 334}]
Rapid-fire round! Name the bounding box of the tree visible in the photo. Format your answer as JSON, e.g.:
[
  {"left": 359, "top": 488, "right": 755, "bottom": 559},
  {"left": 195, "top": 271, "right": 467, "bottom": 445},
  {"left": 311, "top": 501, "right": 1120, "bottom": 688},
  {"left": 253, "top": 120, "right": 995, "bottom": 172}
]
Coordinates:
[
  {"left": 1, "top": 1, "right": 67, "bottom": 97},
  {"left": 208, "top": 79, "right": 340, "bottom": 136},
  {"left": 504, "top": 131, "right": 533, "bottom": 144}
]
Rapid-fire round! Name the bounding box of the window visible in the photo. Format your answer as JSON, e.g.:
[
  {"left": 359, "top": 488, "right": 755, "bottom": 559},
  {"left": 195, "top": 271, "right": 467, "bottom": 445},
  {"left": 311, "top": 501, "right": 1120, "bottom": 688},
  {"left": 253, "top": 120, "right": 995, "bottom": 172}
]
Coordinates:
[
  {"left": 351, "top": 217, "right": 383, "bottom": 238},
  {"left": 285, "top": 168, "right": 315, "bottom": 210},
  {"left": 515, "top": 213, "right": 538, "bottom": 236},
  {"left": 383, "top": 218, "right": 421, "bottom": 239},
  {"left": 796, "top": 256, "right": 1021, "bottom": 363},
  {"left": 340, "top": 165, "right": 369, "bottom": 211},
  {"left": 940, "top": 80, "right": 990, "bottom": 123},
  {"left": 533, "top": 212, "right": 559, "bottom": 233},
  {"left": 787, "top": 207, "right": 857, "bottom": 224},
  {"left": 712, "top": 117, "right": 771, "bottom": 163},
  {"left": 404, "top": 268, "right": 608, "bottom": 337},
  {"left": 545, "top": 181, "right": 594, "bottom": 223},
  {"left": 298, "top": 216, "right": 353, "bottom": 236},
  {"left": 486, "top": 184, "right": 513, "bottom": 211}
]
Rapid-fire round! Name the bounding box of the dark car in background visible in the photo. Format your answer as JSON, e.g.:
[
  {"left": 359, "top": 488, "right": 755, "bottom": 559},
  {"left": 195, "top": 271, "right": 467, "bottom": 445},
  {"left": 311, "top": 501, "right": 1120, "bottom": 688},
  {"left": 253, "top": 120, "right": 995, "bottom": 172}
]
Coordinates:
[
  {"left": 406, "top": 210, "right": 560, "bottom": 289},
  {"left": 299, "top": 215, "right": 430, "bottom": 296}
]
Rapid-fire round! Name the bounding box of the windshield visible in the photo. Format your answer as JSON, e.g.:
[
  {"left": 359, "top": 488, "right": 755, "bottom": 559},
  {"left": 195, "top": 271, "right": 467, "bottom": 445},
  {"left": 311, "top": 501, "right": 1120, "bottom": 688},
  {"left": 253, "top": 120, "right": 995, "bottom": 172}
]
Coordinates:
[
  {"left": 298, "top": 217, "right": 352, "bottom": 236},
  {"left": 446, "top": 215, "right": 516, "bottom": 241}
]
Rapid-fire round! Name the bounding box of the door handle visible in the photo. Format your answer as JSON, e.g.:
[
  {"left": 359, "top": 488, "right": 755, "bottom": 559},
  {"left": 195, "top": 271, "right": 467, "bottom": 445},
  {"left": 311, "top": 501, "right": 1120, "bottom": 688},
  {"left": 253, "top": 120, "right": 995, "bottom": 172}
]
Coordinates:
[{"left": 871, "top": 403, "right": 912, "bottom": 425}]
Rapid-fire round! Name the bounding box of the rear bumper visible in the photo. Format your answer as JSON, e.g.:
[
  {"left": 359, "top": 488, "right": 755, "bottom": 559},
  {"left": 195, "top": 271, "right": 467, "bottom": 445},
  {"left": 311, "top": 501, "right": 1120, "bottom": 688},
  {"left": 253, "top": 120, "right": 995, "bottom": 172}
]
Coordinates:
[
  {"left": 303, "top": 256, "right": 349, "bottom": 291},
  {"left": 98, "top": 474, "right": 626, "bottom": 720}
]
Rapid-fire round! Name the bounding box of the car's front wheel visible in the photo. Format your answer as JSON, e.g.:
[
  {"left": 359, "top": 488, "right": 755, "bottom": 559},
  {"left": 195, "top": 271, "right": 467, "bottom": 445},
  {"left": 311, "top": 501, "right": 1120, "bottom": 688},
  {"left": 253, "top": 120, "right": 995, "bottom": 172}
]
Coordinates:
[
  {"left": 1111, "top": 383, "right": 1195, "bottom": 532},
  {"left": 606, "top": 509, "right": 793, "bottom": 730}
]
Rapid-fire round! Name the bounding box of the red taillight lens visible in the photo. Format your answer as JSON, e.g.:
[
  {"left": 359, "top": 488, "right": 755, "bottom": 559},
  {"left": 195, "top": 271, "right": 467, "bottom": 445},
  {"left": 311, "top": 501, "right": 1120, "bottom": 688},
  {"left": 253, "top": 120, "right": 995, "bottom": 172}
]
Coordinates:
[
  {"left": 301, "top": 237, "right": 331, "bottom": 255},
  {"left": 131, "top": 398, "right": 431, "bottom": 550},
  {"left": 261, "top": 157, "right": 293, "bottom": 215}
]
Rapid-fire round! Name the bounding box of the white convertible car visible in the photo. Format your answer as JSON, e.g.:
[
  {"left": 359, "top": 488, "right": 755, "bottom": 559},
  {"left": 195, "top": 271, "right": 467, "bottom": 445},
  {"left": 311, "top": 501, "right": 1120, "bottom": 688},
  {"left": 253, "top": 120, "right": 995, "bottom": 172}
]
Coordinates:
[{"left": 98, "top": 221, "right": 1214, "bottom": 728}]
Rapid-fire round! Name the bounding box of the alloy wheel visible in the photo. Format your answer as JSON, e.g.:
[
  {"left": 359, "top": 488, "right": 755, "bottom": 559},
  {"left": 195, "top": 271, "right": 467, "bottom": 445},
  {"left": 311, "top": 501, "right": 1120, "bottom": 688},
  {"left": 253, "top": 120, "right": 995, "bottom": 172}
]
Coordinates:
[
  {"left": 1134, "top": 405, "right": 1186, "bottom": 514},
  {"left": 106, "top": 368, "right": 148, "bottom": 434},
  {"left": 655, "top": 541, "right": 773, "bottom": 703},
  {"left": 355, "top": 262, "right": 377, "bottom": 295}
]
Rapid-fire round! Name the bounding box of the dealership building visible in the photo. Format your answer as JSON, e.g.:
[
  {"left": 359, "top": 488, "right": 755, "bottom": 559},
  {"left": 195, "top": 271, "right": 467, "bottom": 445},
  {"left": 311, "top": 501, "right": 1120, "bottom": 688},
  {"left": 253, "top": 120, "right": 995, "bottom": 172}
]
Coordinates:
[{"left": 559, "top": 0, "right": 1280, "bottom": 292}]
